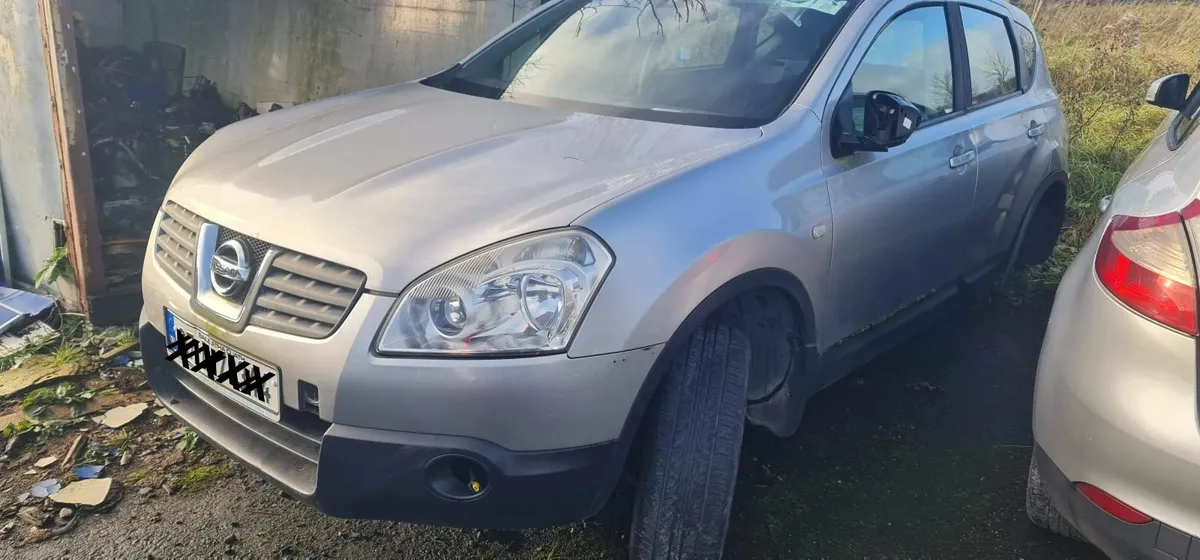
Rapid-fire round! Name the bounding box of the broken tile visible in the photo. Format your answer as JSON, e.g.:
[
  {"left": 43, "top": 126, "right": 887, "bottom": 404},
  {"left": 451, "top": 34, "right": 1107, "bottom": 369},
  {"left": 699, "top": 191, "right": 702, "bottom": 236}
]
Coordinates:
[
  {"left": 100, "top": 403, "right": 148, "bottom": 428},
  {"left": 61, "top": 434, "right": 86, "bottom": 468},
  {"left": 154, "top": 409, "right": 171, "bottom": 417},
  {"left": 33, "top": 456, "right": 57, "bottom": 468},
  {"left": 0, "top": 353, "right": 78, "bottom": 398},
  {"left": 30, "top": 479, "right": 60, "bottom": 498},
  {"left": 50, "top": 478, "right": 112, "bottom": 506},
  {"left": 72, "top": 465, "right": 104, "bottom": 479}
]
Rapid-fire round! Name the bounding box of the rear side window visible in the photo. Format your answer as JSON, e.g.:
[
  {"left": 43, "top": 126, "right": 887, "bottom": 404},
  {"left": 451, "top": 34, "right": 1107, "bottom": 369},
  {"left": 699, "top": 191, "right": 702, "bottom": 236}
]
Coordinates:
[
  {"left": 961, "top": 7, "right": 1019, "bottom": 105},
  {"left": 1015, "top": 24, "right": 1038, "bottom": 89},
  {"left": 850, "top": 6, "right": 955, "bottom": 124}
]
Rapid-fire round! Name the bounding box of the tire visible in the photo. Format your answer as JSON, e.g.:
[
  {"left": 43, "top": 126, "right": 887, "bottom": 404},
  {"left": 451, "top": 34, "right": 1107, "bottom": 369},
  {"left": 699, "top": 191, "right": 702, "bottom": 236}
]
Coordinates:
[
  {"left": 1026, "top": 453, "right": 1086, "bottom": 542},
  {"left": 629, "top": 322, "right": 750, "bottom": 560},
  {"left": 1017, "top": 190, "right": 1066, "bottom": 268}
]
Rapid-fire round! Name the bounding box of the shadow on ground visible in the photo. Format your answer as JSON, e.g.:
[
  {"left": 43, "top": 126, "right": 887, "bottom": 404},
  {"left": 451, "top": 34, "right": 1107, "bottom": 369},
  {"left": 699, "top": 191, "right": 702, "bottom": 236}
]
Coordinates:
[
  {"left": 726, "top": 294, "right": 1101, "bottom": 559},
  {"left": 30, "top": 296, "right": 1103, "bottom": 559}
]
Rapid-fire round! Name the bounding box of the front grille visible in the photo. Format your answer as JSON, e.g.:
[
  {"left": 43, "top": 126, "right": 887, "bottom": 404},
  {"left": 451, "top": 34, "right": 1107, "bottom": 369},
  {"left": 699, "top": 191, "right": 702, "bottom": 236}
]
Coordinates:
[
  {"left": 215, "top": 227, "right": 272, "bottom": 304},
  {"left": 216, "top": 228, "right": 271, "bottom": 267},
  {"left": 154, "top": 202, "right": 366, "bottom": 339},
  {"left": 250, "top": 251, "right": 367, "bottom": 339},
  {"left": 154, "top": 202, "right": 203, "bottom": 291}
]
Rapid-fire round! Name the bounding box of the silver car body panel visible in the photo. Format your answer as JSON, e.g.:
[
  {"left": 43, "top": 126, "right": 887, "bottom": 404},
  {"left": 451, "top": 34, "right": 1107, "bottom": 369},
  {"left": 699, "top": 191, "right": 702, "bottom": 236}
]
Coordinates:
[
  {"left": 1034, "top": 115, "right": 1200, "bottom": 537},
  {"left": 145, "top": 0, "right": 1064, "bottom": 454}
]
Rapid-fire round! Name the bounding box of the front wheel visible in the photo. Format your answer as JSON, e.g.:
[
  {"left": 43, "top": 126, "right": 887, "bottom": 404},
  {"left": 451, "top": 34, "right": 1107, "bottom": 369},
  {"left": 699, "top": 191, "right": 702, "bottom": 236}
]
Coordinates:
[{"left": 629, "top": 322, "right": 750, "bottom": 560}]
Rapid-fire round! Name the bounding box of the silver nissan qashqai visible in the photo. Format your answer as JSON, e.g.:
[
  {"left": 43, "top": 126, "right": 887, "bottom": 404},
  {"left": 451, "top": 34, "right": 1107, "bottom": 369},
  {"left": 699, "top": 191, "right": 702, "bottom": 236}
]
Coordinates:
[{"left": 139, "top": 0, "right": 1065, "bottom": 557}]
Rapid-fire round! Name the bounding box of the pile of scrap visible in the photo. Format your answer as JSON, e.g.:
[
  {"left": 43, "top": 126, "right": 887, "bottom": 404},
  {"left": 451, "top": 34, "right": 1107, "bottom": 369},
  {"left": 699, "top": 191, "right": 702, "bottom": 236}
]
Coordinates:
[{"left": 76, "top": 41, "right": 249, "bottom": 291}]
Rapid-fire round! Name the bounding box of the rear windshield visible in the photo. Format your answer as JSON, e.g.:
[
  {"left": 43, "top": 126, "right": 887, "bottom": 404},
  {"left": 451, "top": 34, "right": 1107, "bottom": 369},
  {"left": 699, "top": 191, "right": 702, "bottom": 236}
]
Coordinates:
[{"left": 425, "top": 0, "right": 861, "bottom": 128}]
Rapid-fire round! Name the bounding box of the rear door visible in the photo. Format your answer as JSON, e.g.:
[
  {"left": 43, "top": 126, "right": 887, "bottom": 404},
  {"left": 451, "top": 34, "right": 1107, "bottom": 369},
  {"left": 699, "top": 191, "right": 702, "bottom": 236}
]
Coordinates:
[
  {"left": 821, "top": 2, "right": 978, "bottom": 344},
  {"left": 956, "top": 1, "right": 1056, "bottom": 272}
]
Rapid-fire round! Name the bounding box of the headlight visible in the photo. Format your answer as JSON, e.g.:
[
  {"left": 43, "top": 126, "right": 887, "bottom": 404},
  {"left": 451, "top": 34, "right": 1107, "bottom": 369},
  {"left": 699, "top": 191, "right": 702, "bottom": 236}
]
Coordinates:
[{"left": 376, "top": 229, "right": 613, "bottom": 356}]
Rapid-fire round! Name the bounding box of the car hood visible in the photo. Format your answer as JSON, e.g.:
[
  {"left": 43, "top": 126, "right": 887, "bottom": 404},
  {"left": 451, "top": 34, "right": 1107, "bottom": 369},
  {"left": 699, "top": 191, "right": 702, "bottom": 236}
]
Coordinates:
[{"left": 166, "top": 83, "right": 761, "bottom": 290}]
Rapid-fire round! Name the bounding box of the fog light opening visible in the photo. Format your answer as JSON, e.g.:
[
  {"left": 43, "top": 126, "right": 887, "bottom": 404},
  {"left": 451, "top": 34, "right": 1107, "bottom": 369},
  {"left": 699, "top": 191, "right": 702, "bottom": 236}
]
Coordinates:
[
  {"left": 426, "top": 455, "right": 489, "bottom": 501},
  {"left": 1075, "top": 482, "right": 1153, "bottom": 524}
]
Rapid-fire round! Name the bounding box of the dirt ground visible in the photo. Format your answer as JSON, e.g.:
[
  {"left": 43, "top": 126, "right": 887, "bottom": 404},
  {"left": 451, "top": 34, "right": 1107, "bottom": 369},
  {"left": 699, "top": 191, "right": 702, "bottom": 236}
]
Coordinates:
[{"left": 12, "top": 294, "right": 1103, "bottom": 559}]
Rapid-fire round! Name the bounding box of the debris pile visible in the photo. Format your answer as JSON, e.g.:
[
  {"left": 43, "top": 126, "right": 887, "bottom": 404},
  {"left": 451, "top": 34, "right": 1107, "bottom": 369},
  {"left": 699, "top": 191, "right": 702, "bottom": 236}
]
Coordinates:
[
  {"left": 0, "top": 314, "right": 238, "bottom": 547},
  {"left": 77, "top": 41, "right": 250, "bottom": 290}
]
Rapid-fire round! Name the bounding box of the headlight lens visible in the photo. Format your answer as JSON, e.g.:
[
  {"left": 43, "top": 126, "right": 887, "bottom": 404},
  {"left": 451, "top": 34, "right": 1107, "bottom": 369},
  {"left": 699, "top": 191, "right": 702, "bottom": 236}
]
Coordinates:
[{"left": 376, "top": 229, "right": 613, "bottom": 356}]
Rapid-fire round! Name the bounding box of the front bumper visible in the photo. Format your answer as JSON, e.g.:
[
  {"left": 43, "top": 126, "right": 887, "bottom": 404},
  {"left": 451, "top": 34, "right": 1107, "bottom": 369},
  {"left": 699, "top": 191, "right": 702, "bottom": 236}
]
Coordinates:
[
  {"left": 142, "top": 323, "right": 621, "bottom": 528},
  {"left": 1036, "top": 446, "right": 1200, "bottom": 559}
]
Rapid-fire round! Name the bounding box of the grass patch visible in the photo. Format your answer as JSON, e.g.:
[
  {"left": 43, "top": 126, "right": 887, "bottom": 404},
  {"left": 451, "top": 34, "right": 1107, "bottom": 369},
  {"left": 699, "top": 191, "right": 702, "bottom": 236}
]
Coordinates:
[
  {"left": 124, "top": 468, "right": 153, "bottom": 485},
  {"left": 176, "top": 464, "right": 233, "bottom": 492},
  {"left": 1007, "top": 0, "right": 1200, "bottom": 291}
]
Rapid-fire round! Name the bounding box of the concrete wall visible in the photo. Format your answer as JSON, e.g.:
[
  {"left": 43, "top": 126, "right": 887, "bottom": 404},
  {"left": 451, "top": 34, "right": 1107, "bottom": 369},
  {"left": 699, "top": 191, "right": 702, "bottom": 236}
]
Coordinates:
[
  {"left": 0, "top": 0, "right": 67, "bottom": 286},
  {"left": 118, "top": 0, "right": 540, "bottom": 107}
]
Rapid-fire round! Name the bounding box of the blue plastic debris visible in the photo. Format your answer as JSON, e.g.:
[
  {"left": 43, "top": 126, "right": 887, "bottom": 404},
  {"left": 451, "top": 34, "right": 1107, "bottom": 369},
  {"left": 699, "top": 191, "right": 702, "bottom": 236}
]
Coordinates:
[
  {"left": 73, "top": 465, "right": 104, "bottom": 479},
  {"left": 111, "top": 355, "right": 130, "bottom": 366},
  {"left": 30, "top": 478, "right": 61, "bottom": 498}
]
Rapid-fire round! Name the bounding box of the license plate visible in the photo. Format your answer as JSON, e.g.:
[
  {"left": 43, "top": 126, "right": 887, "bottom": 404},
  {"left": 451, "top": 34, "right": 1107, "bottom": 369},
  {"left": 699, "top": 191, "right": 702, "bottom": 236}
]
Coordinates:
[{"left": 164, "top": 309, "right": 280, "bottom": 417}]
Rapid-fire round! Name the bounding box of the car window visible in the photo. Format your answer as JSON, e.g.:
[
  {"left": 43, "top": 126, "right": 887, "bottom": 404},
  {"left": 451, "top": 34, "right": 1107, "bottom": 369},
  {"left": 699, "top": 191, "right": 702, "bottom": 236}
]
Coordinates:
[
  {"left": 1173, "top": 91, "right": 1200, "bottom": 149},
  {"left": 427, "top": 0, "right": 862, "bottom": 128},
  {"left": 1015, "top": 24, "right": 1037, "bottom": 89},
  {"left": 961, "top": 7, "right": 1019, "bottom": 105},
  {"left": 849, "top": 6, "right": 955, "bottom": 129}
]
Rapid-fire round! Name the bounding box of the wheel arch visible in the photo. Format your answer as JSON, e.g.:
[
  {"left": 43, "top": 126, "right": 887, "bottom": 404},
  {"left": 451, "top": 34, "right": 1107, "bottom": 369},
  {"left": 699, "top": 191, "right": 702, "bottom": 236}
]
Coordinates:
[
  {"left": 584, "top": 267, "right": 817, "bottom": 514},
  {"left": 1007, "top": 168, "right": 1069, "bottom": 275}
]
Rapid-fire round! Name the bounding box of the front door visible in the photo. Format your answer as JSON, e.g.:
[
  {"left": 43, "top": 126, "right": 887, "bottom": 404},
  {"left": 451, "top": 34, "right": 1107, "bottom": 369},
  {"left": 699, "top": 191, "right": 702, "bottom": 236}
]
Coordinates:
[{"left": 821, "top": 3, "right": 979, "bottom": 343}]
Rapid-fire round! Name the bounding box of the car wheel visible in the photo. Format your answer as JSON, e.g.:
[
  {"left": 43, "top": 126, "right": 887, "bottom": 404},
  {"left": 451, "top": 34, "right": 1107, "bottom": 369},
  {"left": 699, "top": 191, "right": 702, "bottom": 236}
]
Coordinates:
[
  {"left": 1026, "top": 453, "right": 1086, "bottom": 541},
  {"left": 1017, "top": 189, "right": 1066, "bottom": 267},
  {"left": 629, "top": 322, "right": 750, "bottom": 560}
]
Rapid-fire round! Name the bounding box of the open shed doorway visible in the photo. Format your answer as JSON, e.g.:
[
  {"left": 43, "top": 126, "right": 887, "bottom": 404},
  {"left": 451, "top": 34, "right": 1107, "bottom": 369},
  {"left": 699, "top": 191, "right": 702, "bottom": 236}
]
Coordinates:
[{"left": 57, "top": 0, "right": 533, "bottom": 323}]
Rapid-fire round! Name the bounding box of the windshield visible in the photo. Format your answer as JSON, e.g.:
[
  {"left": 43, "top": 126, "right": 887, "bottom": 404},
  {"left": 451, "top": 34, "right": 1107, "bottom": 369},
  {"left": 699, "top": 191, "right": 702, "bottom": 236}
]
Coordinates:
[{"left": 425, "top": 0, "right": 860, "bottom": 128}]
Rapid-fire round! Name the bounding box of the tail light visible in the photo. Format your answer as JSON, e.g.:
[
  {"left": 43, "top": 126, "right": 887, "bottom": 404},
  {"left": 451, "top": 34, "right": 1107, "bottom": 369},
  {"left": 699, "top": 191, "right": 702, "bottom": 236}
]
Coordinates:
[
  {"left": 1094, "top": 201, "right": 1200, "bottom": 336},
  {"left": 1076, "top": 482, "right": 1153, "bottom": 524}
]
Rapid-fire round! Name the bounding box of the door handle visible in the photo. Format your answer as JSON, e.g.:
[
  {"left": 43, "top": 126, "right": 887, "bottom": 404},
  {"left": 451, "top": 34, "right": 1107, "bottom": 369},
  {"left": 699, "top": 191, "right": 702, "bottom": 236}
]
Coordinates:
[
  {"left": 949, "top": 150, "right": 976, "bottom": 169},
  {"left": 1027, "top": 123, "right": 1046, "bottom": 138}
]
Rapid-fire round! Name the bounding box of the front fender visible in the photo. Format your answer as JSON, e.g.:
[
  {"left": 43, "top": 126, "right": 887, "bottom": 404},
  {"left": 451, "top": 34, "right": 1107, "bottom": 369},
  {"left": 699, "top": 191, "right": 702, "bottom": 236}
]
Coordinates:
[{"left": 567, "top": 140, "right": 832, "bottom": 358}]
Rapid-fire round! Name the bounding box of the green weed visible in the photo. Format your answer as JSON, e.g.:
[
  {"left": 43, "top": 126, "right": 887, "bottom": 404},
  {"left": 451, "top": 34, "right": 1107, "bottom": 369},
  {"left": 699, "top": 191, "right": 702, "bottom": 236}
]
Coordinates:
[
  {"left": 33, "top": 246, "right": 72, "bottom": 289},
  {"left": 176, "top": 464, "right": 232, "bottom": 491},
  {"left": 22, "top": 382, "right": 94, "bottom": 419}
]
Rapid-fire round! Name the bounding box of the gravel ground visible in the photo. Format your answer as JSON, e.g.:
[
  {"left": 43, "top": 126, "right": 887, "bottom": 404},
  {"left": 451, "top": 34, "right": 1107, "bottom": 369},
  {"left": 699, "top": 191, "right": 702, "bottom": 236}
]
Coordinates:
[{"left": 18, "top": 295, "right": 1103, "bottom": 559}]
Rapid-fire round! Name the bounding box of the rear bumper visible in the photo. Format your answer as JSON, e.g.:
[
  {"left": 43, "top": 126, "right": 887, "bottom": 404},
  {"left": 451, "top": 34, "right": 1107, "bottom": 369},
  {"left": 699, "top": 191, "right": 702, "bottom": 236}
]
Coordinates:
[
  {"left": 1033, "top": 232, "right": 1200, "bottom": 538},
  {"left": 1036, "top": 445, "right": 1200, "bottom": 559},
  {"left": 142, "top": 323, "right": 620, "bottom": 528}
]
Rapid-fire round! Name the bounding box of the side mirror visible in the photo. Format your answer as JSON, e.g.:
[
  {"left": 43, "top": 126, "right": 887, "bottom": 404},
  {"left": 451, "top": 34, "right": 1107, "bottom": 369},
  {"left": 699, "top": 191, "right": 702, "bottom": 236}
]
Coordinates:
[
  {"left": 1147, "top": 73, "right": 1191, "bottom": 111},
  {"left": 834, "top": 91, "right": 923, "bottom": 157}
]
